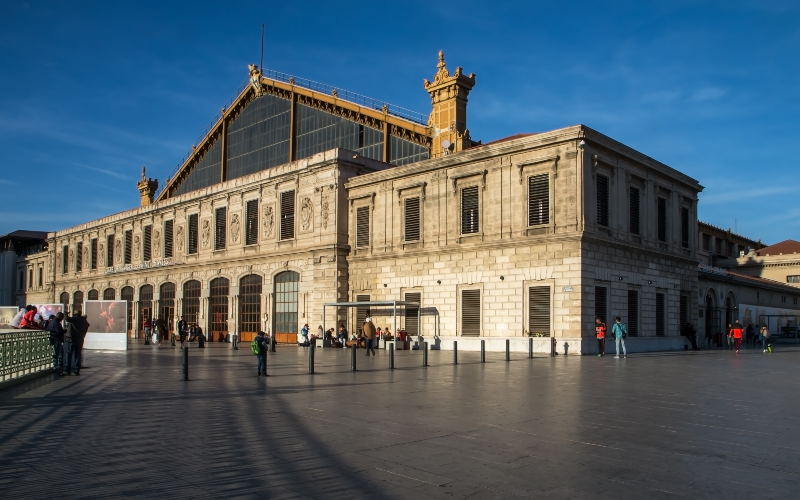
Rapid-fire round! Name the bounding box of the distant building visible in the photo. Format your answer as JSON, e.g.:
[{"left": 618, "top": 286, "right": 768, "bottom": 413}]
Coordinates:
[{"left": 0, "top": 230, "right": 49, "bottom": 306}]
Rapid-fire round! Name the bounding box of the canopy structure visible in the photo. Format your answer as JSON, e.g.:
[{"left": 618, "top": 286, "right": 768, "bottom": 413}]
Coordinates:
[
  {"left": 322, "top": 301, "right": 420, "bottom": 344},
  {"left": 757, "top": 314, "right": 799, "bottom": 340}
]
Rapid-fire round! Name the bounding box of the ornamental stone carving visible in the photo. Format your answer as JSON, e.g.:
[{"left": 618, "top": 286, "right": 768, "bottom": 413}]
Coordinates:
[
  {"left": 230, "top": 213, "right": 240, "bottom": 243},
  {"left": 115, "top": 240, "right": 121, "bottom": 263},
  {"left": 201, "top": 220, "right": 211, "bottom": 248},
  {"left": 99, "top": 244, "right": 104, "bottom": 266},
  {"left": 301, "top": 198, "right": 313, "bottom": 231},
  {"left": 176, "top": 226, "right": 184, "bottom": 252},
  {"left": 83, "top": 247, "right": 89, "bottom": 268},
  {"left": 134, "top": 236, "right": 141, "bottom": 260},
  {"left": 263, "top": 206, "right": 274, "bottom": 237},
  {"left": 69, "top": 249, "right": 74, "bottom": 271},
  {"left": 153, "top": 230, "right": 161, "bottom": 257},
  {"left": 321, "top": 197, "right": 330, "bottom": 229}
]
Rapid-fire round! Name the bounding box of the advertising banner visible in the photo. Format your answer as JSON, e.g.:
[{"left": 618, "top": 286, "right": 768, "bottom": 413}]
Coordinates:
[
  {"left": 0, "top": 306, "right": 20, "bottom": 328},
  {"left": 740, "top": 303, "right": 800, "bottom": 337},
  {"left": 83, "top": 300, "right": 128, "bottom": 350}
]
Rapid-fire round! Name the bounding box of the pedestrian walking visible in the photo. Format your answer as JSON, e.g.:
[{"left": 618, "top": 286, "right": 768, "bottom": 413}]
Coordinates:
[
  {"left": 65, "top": 310, "right": 89, "bottom": 376},
  {"left": 726, "top": 323, "right": 734, "bottom": 350},
  {"left": 611, "top": 316, "right": 627, "bottom": 358},
  {"left": 155, "top": 317, "right": 167, "bottom": 344},
  {"left": 731, "top": 320, "right": 744, "bottom": 354},
  {"left": 595, "top": 317, "right": 606, "bottom": 357},
  {"left": 704, "top": 326, "right": 713, "bottom": 348},
  {"left": 682, "top": 323, "right": 699, "bottom": 350},
  {"left": 362, "top": 317, "right": 376, "bottom": 356},
  {"left": 47, "top": 312, "right": 66, "bottom": 376},
  {"left": 253, "top": 330, "right": 269, "bottom": 376},
  {"left": 745, "top": 323, "right": 755, "bottom": 346},
  {"left": 143, "top": 318, "right": 152, "bottom": 343},
  {"left": 178, "top": 315, "right": 188, "bottom": 345},
  {"left": 760, "top": 324, "right": 771, "bottom": 353}
]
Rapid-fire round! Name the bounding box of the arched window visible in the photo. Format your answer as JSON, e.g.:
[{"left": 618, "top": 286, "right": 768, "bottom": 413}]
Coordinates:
[
  {"left": 88, "top": 289, "right": 99, "bottom": 301},
  {"left": 59, "top": 291, "right": 70, "bottom": 315},
  {"left": 73, "top": 291, "right": 84, "bottom": 315},
  {"left": 182, "top": 280, "right": 201, "bottom": 326},
  {"left": 121, "top": 286, "right": 134, "bottom": 334},
  {"left": 274, "top": 271, "right": 299, "bottom": 344},
  {"left": 239, "top": 275, "right": 263, "bottom": 342},
  {"left": 160, "top": 282, "right": 175, "bottom": 333},
  {"left": 103, "top": 288, "right": 116, "bottom": 300},
  {"left": 210, "top": 278, "right": 229, "bottom": 341},
  {"left": 139, "top": 285, "right": 153, "bottom": 333}
]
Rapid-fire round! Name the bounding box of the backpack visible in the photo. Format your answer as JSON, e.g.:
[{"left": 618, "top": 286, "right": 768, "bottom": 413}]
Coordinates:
[
  {"left": 251, "top": 338, "right": 262, "bottom": 355},
  {"left": 621, "top": 323, "right": 627, "bottom": 338}
]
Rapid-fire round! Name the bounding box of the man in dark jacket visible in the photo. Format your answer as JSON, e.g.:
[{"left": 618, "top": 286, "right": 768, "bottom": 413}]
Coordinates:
[
  {"left": 65, "top": 311, "right": 89, "bottom": 376},
  {"left": 47, "top": 312, "right": 67, "bottom": 376},
  {"left": 178, "top": 316, "right": 188, "bottom": 344},
  {"left": 254, "top": 330, "right": 268, "bottom": 376}
]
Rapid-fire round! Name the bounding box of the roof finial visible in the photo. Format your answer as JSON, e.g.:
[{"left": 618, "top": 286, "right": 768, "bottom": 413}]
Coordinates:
[
  {"left": 438, "top": 50, "right": 445, "bottom": 69},
  {"left": 141, "top": 166, "right": 146, "bottom": 181}
]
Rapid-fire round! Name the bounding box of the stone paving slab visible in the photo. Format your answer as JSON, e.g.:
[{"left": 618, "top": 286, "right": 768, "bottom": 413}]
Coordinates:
[{"left": 1, "top": 342, "right": 798, "bottom": 499}]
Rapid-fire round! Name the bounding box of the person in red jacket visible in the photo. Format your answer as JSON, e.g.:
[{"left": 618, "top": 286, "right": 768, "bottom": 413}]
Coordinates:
[
  {"left": 19, "top": 305, "right": 39, "bottom": 329},
  {"left": 595, "top": 317, "right": 607, "bottom": 357},
  {"left": 730, "top": 319, "right": 744, "bottom": 354}
]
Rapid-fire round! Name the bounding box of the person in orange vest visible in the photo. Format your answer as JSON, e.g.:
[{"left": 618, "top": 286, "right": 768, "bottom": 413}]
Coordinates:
[
  {"left": 730, "top": 319, "right": 744, "bottom": 354},
  {"left": 595, "top": 317, "right": 607, "bottom": 357}
]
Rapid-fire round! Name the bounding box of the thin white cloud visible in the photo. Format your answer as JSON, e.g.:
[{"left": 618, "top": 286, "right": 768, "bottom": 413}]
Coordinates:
[{"left": 690, "top": 87, "right": 727, "bottom": 102}]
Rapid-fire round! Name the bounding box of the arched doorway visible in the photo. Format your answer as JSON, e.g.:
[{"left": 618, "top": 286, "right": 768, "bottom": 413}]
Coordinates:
[
  {"left": 160, "top": 282, "right": 176, "bottom": 335},
  {"left": 274, "top": 271, "right": 299, "bottom": 344},
  {"left": 103, "top": 288, "right": 116, "bottom": 300},
  {"left": 139, "top": 285, "right": 153, "bottom": 337},
  {"left": 121, "top": 286, "right": 134, "bottom": 336},
  {"left": 88, "top": 289, "right": 99, "bottom": 301},
  {"left": 60, "top": 291, "right": 70, "bottom": 315},
  {"left": 725, "top": 296, "right": 733, "bottom": 330},
  {"left": 182, "top": 280, "right": 201, "bottom": 332},
  {"left": 210, "top": 278, "right": 229, "bottom": 342},
  {"left": 73, "top": 291, "right": 84, "bottom": 315},
  {"left": 239, "top": 275, "right": 263, "bottom": 342}
]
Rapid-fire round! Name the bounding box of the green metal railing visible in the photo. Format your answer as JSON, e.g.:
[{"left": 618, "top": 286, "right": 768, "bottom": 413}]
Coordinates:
[{"left": 1, "top": 330, "right": 52, "bottom": 382}]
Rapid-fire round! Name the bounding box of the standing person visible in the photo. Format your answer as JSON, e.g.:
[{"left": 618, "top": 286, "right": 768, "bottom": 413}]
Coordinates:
[
  {"left": 299, "top": 324, "right": 309, "bottom": 346},
  {"left": 684, "top": 323, "right": 699, "bottom": 350},
  {"left": 178, "top": 316, "right": 188, "bottom": 345},
  {"left": 761, "top": 324, "right": 771, "bottom": 353},
  {"left": 143, "top": 317, "right": 152, "bottom": 344},
  {"left": 704, "top": 325, "right": 713, "bottom": 348},
  {"left": 745, "top": 323, "right": 755, "bottom": 346},
  {"left": 253, "top": 330, "right": 268, "bottom": 376},
  {"left": 155, "top": 317, "right": 167, "bottom": 345},
  {"left": 337, "top": 324, "right": 347, "bottom": 348},
  {"left": 47, "top": 312, "right": 66, "bottom": 376},
  {"left": 362, "top": 318, "right": 376, "bottom": 356},
  {"left": 611, "top": 317, "right": 627, "bottom": 358},
  {"left": 595, "top": 317, "right": 606, "bottom": 357},
  {"left": 726, "top": 323, "right": 734, "bottom": 350},
  {"left": 20, "top": 305, "right": 39, "bottom": 329},
  {"left": 731, "top": 319, "right": 744, "bottom": 354},
  {"left": 65, "top": 311, "right": 89, "bottom": 376}
]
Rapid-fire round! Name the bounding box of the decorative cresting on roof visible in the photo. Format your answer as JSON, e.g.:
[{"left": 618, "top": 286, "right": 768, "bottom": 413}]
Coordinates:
[{"left": 424, "top": 51, "right": 477, "bottom": 159}]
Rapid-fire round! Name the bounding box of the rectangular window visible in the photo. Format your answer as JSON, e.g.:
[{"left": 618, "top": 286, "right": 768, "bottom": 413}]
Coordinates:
[
  {"left": 528, "top": 174, "right": 550, "bottom": 226},
  {"left": 75, "top": 241, "right": 83, "bottom": 272},
  {"left": 124, "top": 230, "right": 132, "bottom": 264},
  {"left": 143, "top": 225, "right": 152, "bottom": 262},
  {"left": 702, "top": 234, "right": 710, "bottom": 251},
  {"left": 680, "top": 295, "right": 688, "bottom": 330},
  {"left": 657, "top": 197, "right": 667, "bottom": 242},
  {"left": 90, "top": 238, "right": 97, "bottom": 270},
  {"left": 681, "top": 207, "right": 690, "bottom": 248},
  {"left": 629, "top": 186, "right": 640, "bottom": 235},
  {"left": 164, "top": 220, "right": 174, "bottom": 258},
  {"left": 656, "top": 293, "right": 665, "bottom": 336},
  {"left": 596, "top": 175, "right": 609, "bottom": 227},
  {"left": 788, "top": 276, "right": 800, "bottom": 283},
  {"left": 595, "top": 286, "right": 607, "bottom": 324},
  {"left": 38, "top": 267, "right": 43, "bottom": 287},
  {"left": 28, "top": 269, "right": 33, "bottom": 290},
  {"left": 627, "top": 290, "right": 639, "bottom": 336},
  {"left": 18, "top": 270, "right": 23, "bottom": 290},
  {"left": 461, "top": 289, "right": 481, "bottom": 336},
  {"left": 280, "top": 190, "right": 295, "bottom": 240},
  {"left": 106, "top": 235, "right": 114, "bottom": 267},
  {"left": 405, "top": 292, "right": 421, "bottom": 336},
  {"left": 188, "top": 214, "right": 198, "bottom": 255},
  {"left": 404, "top": 197, "right": 420, "bottom": 241},
  {"left": 461, "top": 187, "right": 479, "bottom": 234},
  {"left": 356, "top": 206, "right": 370, "bottom": 248},
  {"left": 528, "top": 286, "right": 551, "bottom": 335},
  {"left": 62, "top": 245, "right": 68, "bottom": 274},
  {"left": 214, "top": 207, "right": 227, "bottom": 250},
  {"left": 245, "top": 200, "right": 259, "bottom": 246}
]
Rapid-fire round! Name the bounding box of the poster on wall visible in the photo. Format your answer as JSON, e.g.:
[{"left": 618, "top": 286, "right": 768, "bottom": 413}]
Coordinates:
[
  {"left": 83, "top": 300, "right": 128, "bottom": 350},
  {"left": 0, "top": 307, "right": 20, "bottom": 328},
  {"left": 740, "top": 303, "right": 800, "bottom": 337},
  {"left": 32, "top": 304, "right": 64, "bottom": 321}
]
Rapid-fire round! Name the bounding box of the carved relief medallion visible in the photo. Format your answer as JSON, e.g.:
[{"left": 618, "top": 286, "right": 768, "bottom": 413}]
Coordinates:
[
  {"left": 201, "top": 220, "right": 211, "bottom": 248},
  {"left": 176, "top": 226, "right": 184, "bottom": 252},
  {"left": 263, "top": 206, "right": 274, "bottom": 237},
  {"left": 301, "top": 198, "right": 313, "bottom": 231},
  {"left": 230, "top": 213, "right": 240, "bottom": 243}
]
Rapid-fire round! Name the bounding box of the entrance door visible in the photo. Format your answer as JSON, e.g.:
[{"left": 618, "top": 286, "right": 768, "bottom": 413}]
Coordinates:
[
  {"left": 210, "top": 278, "right": 229, "bottom": 343},
  {"left": 274, "top": 271, "right": 299, "bottom": 344},
  {"left": 139, "top": 285, "right": 153, "bottom": 339},
  {"left": 160, "top": 283, "right": 175, "bottom": 336},
  {"left": 183, "top": 280, "right": 201, "bottom": 333},
  {"left": 239, "top": 275, "right": 262, "bottom": 342}
]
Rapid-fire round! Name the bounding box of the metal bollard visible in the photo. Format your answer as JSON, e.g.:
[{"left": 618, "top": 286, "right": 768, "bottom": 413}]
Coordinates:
[
  {"left": 171, "top": 334, "right": 176, "bottom": 347},
  {"left": 263, "top": 347, "right": 268, "bottom": 376},
  {"left": 481, "top": 340, "right": 485, "bottom": 363},
  {"left": 529, "top": 337, "right": 533, "bottom": 358},
  {"left": 182, "top": 346, "right": 189, "bottom": 381},
  {"left": 232, "top": 334, "right": 239, "bottom": 351},
  {"left": 389, "top": 343, "right": 395, "bottom": 370},
  {"left": 198, "top": 334, "right": 205, "bottom": 349},
  {"left": 423, "top": 342, "right": 428, "bottom": 367},
  {"left": 551, "top": 336, "right": 556, "bottom": 357},
  {"left": 308, "top": 344, "right": 315, "bottom": 374},
  {"left": 351, "top": 344, "right": 357, "bottom": 371},
  {"left": 454, "top": 341, "right": 458, "bottom": 365},
  {"left": 506, "top": 339, "right": 510, "bottom": 361}
]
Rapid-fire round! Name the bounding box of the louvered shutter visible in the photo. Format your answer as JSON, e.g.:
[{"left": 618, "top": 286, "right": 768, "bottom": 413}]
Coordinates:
[
  {"left": 280, "top": 190, "right": 295, "bottom": 240},
  {"left": 188, "top": 214, "right": 198, "bottom": 254},
  {"left": 356, "top": 206, "right": 370, "bottom": 247},
  {"left": 629, "top": 187, "right": 640, "bottom": 235},
  {"left": 246, "top": 199, "right": 259, "bottom": 245},
  {"left": 595, "top": 286, "right": 607, "bottom": 324},
  {"left": 681, "top": 207, "right": 690, "bottom": 248},
  {"left": 75, "top": 241, "right": 83, "bottom": 272},
  {"left": 356, "top": 295, "right": 370, "bottom": 328},
  {"left": 90, "top": 238, "right": 97, "bottom": 269},
  {"left": 679, "top": 295, "right": 688, "bottom": 330},
  {"left": 143, "top": 225, "right": 152, "bottom": 261},
  {"left": 461, "top": 289, "right": 481, "bottom": 336},
  {"left": 404, "top": 197, "right": 420, "bottom": 241},
  {"left": 627, "top": 290, "right": 638, "bottom": 336},
  {"left": 124, "top": 230, "right": 132, "bottom": 264},
  {"left": 461, "top": 187, "right": 479, "bottom": 234},
  {"left": 528, "top": 287, "right": 550, "bottom": 334},
  {"left": 164, "top": 220, "right": 173, "bottom": 258},
  {"left": 657, "top": 197, "right": 667, "bottom": 242},
  {"left": 215, "top": 207, "right": 227, "bottom": 250},
  {"left": 62, "top": 245, "right": 68, "bottom": 274},
  {"left": 596, "top": 175, "right": 609, "bottom": 226},
  {"left": 528, "top": 174, "right": 549, "bottom": 226},
  {"left": 656, "top": 293, "right": 665, "bottom": 336},
  {"left": 106, "top": 235, "right": 114, "bottom": 266},
  {"left": 405, "top": 292, "right": 421, "bottom": 336}
]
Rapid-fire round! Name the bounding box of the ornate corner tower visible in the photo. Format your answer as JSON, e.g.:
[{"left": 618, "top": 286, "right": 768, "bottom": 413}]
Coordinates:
[
  {"left": 424, "top": 51, "right": 476, "bottom": 159},
  {"left": 137, "top": 167, "right": 159, "bottom": 206}
]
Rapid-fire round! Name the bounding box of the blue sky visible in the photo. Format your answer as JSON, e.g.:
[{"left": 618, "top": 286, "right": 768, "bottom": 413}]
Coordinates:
[{"left": 1, "top": 0, "right": 798, "bottom": 244}]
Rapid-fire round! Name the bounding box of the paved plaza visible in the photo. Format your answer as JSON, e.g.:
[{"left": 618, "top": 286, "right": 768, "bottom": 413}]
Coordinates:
[{"left": 1, "top": 342, "right": 798, "bottom": 499}]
